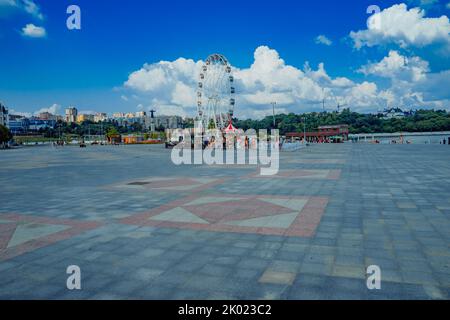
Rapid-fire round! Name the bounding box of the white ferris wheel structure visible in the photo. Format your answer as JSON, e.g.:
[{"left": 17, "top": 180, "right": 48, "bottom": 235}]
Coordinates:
[{"left": 197, "top": 53, "right": 235, "bottom": 131}]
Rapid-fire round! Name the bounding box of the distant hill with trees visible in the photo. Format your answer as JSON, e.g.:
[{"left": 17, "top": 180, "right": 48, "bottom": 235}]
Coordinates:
[
  {"left": 11, "top": 109, "right": 450, "bottom": 139},
  {"left": 234, "top": 109, "right": 450, "bottom": 135}
]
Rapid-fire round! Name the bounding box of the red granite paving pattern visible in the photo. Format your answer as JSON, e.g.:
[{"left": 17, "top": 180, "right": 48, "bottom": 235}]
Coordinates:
[
  {"left": 183, "top": 198, "right": 294, "bottom": 224},
  {"left": 120, "top": 194, "right": 328, "bottom": 237},
  {"left": 0, "top": 213, "right": 101, "bottom": 262},
  {"left": 285, "top": 197, "right": 329, "bottom": 237},
  {"left": 0, "top": 223, "right": 16, "bottom": 249}
]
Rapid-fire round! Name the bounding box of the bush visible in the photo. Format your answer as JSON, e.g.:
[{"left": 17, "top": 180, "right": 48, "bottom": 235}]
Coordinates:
[{"left": 0, "top": 124, "right": 12, "bottom": 147}]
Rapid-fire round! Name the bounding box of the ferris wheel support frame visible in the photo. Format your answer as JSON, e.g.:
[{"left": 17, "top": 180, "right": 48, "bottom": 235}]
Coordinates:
[{"left": 197, "top": 53, "right": 235, "bottom": 131}]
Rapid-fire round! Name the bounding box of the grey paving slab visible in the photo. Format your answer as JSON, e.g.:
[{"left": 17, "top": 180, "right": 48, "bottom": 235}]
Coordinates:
[{"left": 1, "top": 144, "right": 450, "bottom": 299}]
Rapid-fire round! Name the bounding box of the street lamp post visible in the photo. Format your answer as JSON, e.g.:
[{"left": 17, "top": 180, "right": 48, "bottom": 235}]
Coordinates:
[
  {"left": 271, "top": 102, "right": 277, "bottom": 128},
  {"left": 303, "top": 115, "right": 307, "bottom": 144}
]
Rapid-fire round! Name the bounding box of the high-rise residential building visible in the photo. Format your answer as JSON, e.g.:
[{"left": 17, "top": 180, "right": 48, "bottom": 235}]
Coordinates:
[
  {"left": 112, "top": 112, "right": 126, "bottom": 119},
  {"left": 7, "top": 115, "right": 28, "bottom": 134},
  {"left": 38, "top": 112, "right": 57, "bottom": 121},
  {"left": 135, "top": 111, "right": 147, "bottom": 118},
  {"left": 76, "top": 114, "right": 95, "bottom": 123},
  {"left": 28, "top": 118, "right": 57, "bottom": 131},
  {"left": 65, "top": 107, "right": 78, "bottom": 123},
  {"left": 0, "top": 103, "right": 8, "bottom": 127},
  {"left": 94, "top": 113, "right": 108, "bottom": 123},
  {"left": 154, "top": 115, "right": 183, "bottom": 129}
]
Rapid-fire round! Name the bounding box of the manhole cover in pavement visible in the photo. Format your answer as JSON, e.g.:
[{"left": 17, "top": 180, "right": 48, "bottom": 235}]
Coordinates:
[{"left": 127, "top": 182, "right": 151, "bottom": 186}]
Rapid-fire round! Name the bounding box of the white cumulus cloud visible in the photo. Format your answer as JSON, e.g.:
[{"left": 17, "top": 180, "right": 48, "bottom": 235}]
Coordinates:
[
  {"left": 34, "top": 103, "right": 61, "bottom": 115},
  {"left": 22, "top": 0, "right": 43, "bottom": 20},
  {"left": 407, "top": 0, "right": 439, "bottom": 8},
  {"left": 350, "top": 4, "right": 450, "bottom": 51},
  {"left": 123, "top": 45, "right": 449, "bottom": 118},
  {"left": 0, "top": 0, "right": 43, "bottom": 20},
  {"left": 359, "top": 50, "right": 429, "bottom": 82},
  {"left": 315, "top": 35, "right": 333, "bottom": 46},
  {"left": 0, "top": 0, "right": 17, "bottom": 6},
  {"left": 358, "top": 50, "right": 449, "bottom": 109},
  {"left": 21, "top": 23, "right": 46, "bottom": 38}
]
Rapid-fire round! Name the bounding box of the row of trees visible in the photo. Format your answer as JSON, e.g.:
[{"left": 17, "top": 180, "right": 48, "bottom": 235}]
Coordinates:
[
  {"left": 8, "top": 109, "right": 450, "bottom": 141},
  {"left": 31, "top": 120, "right": 157, "bottom": 139},
  {"left": 27, "top": 121, "right": 166, "bottom": 141},
  {"left": 233, "top": 109, "right": 450, "bottom": 135}
]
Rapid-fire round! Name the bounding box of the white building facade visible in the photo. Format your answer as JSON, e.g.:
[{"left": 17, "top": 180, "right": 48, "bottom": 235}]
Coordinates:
[{"left": 0, "top": 103, "right": 9, "bottom": 128}]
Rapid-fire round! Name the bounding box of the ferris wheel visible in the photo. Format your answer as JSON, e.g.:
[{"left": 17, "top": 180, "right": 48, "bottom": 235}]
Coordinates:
[{"left": 197, "top": 53, "right": 235, "bottom": 130}]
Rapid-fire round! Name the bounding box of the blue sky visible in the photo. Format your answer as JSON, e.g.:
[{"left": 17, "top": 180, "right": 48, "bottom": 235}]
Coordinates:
[{"left": 0, "top": 0, "right": 449, "bottom": 118}]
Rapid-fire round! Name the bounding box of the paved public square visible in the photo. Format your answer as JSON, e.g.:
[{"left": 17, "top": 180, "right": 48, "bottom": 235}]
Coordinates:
[{"left": 0, "top": 143, "right": 450, "bottom": 299}]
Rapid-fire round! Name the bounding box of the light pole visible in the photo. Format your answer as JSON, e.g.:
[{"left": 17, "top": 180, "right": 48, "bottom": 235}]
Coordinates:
[
  {"left": 321, "top": 87, "right": 327, "bottom": 112},
  {"left": 271, "top": 101, "right": 277, "bottom": 128},
  {"left": 303, "top": 115, "right": 307, "bottom": 145}
]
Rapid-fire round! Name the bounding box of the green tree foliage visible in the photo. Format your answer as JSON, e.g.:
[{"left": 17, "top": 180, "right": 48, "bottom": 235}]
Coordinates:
[
  {"left": 208, "top": 119, "right": 216, "bottom": 130},
  {"left": 106, "top": 126, "right": 119, "bottom": 138},
  {"left": 0, "top": 124, "right": 12, "bottom": 147},
  {"left": 234, "top": 109, "right": 450, "bottom": 135},
  {"left": 34, "top": 120, "right": 150, "bottom": 139},
  {"left": 13, "top": 109, "right": 450, "bottom": 139}
]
